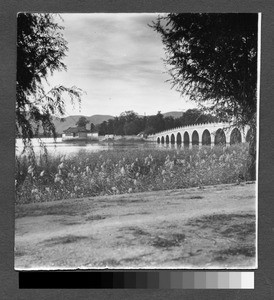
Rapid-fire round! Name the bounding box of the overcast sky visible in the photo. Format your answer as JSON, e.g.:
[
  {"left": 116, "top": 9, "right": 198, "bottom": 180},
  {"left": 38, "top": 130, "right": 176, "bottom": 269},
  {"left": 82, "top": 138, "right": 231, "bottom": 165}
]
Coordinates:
[{"left": 48, "top": 13, "right": 197, "bottom": 117}]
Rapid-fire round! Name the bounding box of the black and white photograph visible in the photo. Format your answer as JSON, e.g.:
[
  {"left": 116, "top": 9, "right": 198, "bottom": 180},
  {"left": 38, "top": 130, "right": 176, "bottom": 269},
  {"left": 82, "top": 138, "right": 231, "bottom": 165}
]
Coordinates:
[{"left": 15, "top": 13, "right": 259, "bottom": 270}]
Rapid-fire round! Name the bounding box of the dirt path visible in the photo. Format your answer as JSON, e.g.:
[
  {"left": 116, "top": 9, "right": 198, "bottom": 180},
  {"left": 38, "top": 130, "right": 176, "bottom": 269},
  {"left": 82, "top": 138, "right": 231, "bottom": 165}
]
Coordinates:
[{"left": 15, "top": 182, "right": 256, "bottom": 270}]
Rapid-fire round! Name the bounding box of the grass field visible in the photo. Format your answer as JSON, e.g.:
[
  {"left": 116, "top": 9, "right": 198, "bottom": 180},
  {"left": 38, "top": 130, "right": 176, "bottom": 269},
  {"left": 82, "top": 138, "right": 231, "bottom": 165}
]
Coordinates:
[{"left": 15, "top": 144, "right": 251, "bottom": 204}]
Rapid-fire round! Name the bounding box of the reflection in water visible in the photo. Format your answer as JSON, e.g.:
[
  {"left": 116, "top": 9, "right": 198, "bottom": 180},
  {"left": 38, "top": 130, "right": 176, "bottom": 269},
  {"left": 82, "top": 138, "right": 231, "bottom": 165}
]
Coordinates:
[
  {"left": 16, "top": 138, "right": 180, "bottom": 156},
  {"left": 16, "top": 138, "right": 215, "bottom": 157}
]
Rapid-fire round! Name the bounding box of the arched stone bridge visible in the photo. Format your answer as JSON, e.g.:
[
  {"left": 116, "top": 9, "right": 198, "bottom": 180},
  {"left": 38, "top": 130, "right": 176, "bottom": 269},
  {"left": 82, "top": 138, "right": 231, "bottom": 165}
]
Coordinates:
[{"left": 148, "top": 122, "right": 251, "bottom": 146}]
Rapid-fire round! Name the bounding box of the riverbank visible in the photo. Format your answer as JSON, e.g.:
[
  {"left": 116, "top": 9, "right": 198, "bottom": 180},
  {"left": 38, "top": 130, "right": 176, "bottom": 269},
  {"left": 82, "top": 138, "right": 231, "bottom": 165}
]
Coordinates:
[
  {"left": 15, "top": 182, "right": 256, "bottom": 270},
  {"left": 100, "top": 135, "right": 148, "bottom": 142}
]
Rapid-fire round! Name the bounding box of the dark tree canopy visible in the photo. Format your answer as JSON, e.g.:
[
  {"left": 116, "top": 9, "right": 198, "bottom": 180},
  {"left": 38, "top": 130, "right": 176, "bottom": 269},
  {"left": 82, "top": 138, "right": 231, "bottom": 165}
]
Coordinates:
[
  {"left": 151, "top": 13, "right": 258, "bottom": 180},
  {"left": 97, "top": 109, "right": 218, "bottom": 136},
  {"left": 76, "top": 116, "right": 89, "bottom": 128},
  {"left": 90, "top": 122, "right": 95, "bottom": 132},
  {"left": 151, "top": 13, "right": 258, "bottom": 127},
  {"left": 17, "top": 13, "right": 83, "bottom": 142}
]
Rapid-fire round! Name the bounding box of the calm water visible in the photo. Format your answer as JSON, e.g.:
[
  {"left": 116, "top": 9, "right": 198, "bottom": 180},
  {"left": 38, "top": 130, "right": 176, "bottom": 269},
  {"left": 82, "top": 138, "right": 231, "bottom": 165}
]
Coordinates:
[{"left": 15, "top": 138, "right": 187, "bottom": 157}]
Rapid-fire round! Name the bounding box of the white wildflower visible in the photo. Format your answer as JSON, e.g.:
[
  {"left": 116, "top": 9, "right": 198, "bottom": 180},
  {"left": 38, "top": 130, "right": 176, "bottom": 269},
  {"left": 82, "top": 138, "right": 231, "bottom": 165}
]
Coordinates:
[
  {"left": 54, "top": 176, "right": 61, "bottom": 183},
  {"left": 120, "top": 167, "right": 125, "bottom": 175},
  {"left": 31, "top": 188, "right": 38, "bottom": 194},
  {"left": 58, "top": 162, "right": 64, "bottom": 169},
  {"left": 27, "top": 166, "right": 34, "bottom": 174}
]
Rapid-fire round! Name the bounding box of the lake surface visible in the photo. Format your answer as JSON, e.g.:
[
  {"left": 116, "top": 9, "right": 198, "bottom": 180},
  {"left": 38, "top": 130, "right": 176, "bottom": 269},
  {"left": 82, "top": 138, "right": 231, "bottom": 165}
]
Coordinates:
[{"left": 16, "top": 138, "right": 189, "bottom": 157}]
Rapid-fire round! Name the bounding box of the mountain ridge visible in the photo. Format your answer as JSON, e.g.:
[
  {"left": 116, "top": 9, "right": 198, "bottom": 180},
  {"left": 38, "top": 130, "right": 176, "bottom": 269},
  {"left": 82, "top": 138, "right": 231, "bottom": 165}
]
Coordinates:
[{"left": 53, "top": 111, "right": 184, "bottom": 134}]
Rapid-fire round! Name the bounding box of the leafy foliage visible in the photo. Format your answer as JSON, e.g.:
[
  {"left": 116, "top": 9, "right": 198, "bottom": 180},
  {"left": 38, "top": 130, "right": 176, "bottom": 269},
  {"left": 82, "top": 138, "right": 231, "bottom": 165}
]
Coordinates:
[
  {"left": 90, "top": 122, "right": 96, "bottom": 132},
  {"left": 76, "top": 116, "right": 89, "bottom": 128},
  {"left": 151, "top": 13, "right": 257, "bottom": 126},
  {"left": 17, "top": 13, "right": 84, "bottom": 143},
  {"left": 97, "top": 109, "right": 218, "bottom": 136},
  {"left": 151, "top": 13, "right": 258, "bottom": 179}
]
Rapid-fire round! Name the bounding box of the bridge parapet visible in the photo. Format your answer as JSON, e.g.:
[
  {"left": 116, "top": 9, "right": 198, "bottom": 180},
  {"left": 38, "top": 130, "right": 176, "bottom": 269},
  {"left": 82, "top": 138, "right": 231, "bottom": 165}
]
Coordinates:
[
  {"left": 148, "top": 122, "right": 231, "bottom": 137},
  {"left": 148, "top": 122, "right": 250, "bottom": 145}
]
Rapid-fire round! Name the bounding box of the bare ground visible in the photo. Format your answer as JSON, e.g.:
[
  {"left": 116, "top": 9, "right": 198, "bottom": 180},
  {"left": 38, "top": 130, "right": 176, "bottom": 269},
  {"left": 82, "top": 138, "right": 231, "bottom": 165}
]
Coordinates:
[{"left": 15, "top": 182, "right": 256, "bottom": 270}]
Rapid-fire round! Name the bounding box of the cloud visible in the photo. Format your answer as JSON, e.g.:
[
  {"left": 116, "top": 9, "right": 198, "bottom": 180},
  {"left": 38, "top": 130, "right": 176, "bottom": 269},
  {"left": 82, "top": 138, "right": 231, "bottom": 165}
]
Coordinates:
[{"left": 48, "top": 13, "right": 195, "bottom": 116}]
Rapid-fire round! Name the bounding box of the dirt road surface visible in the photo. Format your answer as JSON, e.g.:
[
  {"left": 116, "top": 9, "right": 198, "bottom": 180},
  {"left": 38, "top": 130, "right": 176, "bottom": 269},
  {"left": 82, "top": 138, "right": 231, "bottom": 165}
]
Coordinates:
[{"left": 15, "top": 182, "right": 256, "bottom": 270}]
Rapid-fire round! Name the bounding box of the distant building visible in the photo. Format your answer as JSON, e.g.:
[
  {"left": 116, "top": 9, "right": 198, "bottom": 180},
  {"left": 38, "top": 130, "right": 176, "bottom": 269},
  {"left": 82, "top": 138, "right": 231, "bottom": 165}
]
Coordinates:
[
  {"left": 62, "top": 126, "right": 99, "bottom": 141},
  {"left": 104, "top": 134, "right": 114, "bottom": 139},
  {"left": 62, "top": 126, "right": 89, "bottom": 141},
  {"left": 87, "top": 132, "right": 99, "bottom": 141}
]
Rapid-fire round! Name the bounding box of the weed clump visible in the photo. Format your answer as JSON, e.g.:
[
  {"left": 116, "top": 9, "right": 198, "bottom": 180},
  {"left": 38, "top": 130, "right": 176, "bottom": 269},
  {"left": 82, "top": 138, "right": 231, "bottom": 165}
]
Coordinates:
[{"left": 15, "top": 144, "right": 250, "bottom": 204}]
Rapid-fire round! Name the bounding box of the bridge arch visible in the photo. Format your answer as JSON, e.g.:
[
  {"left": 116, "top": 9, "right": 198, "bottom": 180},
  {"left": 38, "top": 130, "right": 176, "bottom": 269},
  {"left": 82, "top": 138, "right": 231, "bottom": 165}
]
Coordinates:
[
  {"left": 150, "top": 123, "right": 250, "bottom": 147},
  {"left": 171, "top": 134, "right": 175, "bottom": 144},
  {"left": 192, "top": 130, "right": 199, "bottom": 145},
  {"left": 177, "top": 132, "right": 182, "bottom": 144},
  {"left": 202, "top": 129, "right": 211, "bottom": 145},
  {"left": 184, "top": 132, "right": 190, "bottom": 146},
  {"left": 230, "top": 128, "right": 242, "bottom": 145},
  {"left": 214, "top": 129, "right": 226, "bottom": 145}
]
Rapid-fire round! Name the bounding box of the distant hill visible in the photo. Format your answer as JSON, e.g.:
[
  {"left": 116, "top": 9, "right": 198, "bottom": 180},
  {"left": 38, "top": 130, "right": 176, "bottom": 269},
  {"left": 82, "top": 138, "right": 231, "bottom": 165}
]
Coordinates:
[
  {"left": 53, "top": 114, "right": 114, "bottom": 134},
  {"left": 52, "top": 112, "right": 185, "bottom": 134},
  {"left": 162, "top": 111, "right": 184, "bottom": 119}
]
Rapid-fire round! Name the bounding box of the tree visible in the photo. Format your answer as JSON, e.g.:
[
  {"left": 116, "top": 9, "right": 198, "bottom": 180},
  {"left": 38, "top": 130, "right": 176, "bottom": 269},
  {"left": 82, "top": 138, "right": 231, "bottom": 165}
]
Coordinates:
[
  {"left": 90, "top": 122, "right": 95, "bottom": 132},
  {"left": 98, "top": 121, "right": 108, "bottom": 136},
  {"left": 164, "top": 116, "right": 175, "bottom": 130},
  {"left": 76, "top": 116, "right": 89, "bottom": 128},
  {"left": 120, "top": 111, "right": 138, "bottom": 123},
  {"left": 17, "top": 13, "right": 83, "bottom": 143},
  {"left": 151, "top": 13, "right": 257, "bottom": 179},
  {"left": 178, "top": 109, "right": 218, "bottom": 126},
  {"left": 124, "top": 118, "right": 144, "bottom": 135}
]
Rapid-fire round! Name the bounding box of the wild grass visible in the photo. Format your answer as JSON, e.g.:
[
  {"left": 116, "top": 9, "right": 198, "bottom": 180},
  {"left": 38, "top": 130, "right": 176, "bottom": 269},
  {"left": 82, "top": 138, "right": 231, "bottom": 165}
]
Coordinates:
[{"left": 15, "top": 144, "right": 251, "bottom": 204}]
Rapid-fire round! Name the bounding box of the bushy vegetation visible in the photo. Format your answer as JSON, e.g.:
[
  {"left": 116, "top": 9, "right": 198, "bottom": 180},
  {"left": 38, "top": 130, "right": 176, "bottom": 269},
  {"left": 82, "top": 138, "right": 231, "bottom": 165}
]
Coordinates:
[
  {"left": 15, "top": 144, "right": 251, "bottom": 204},
  {"left": 97, "top": 109, "right": 218, "bottom": 136}
]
